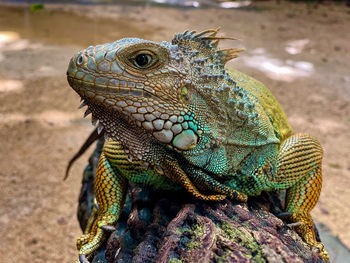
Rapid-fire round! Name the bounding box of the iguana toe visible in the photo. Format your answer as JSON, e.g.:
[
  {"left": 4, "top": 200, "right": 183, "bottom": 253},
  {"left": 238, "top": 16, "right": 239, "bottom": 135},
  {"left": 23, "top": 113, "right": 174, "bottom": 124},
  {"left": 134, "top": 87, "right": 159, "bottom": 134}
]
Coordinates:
[{"left": 286, "top": 222, "right": 303, "bottom": 228}]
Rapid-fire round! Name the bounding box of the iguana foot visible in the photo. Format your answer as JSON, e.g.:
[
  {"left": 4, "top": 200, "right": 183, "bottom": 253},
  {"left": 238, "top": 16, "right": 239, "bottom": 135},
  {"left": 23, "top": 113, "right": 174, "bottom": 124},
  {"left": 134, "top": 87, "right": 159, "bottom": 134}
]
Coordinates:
[
  {"left": 312, "top": 243, "right": 329, "bottom": 262},
  {"left": 75, "top": 220, "right": 119, "bottom": 262},
  {"left": 183, "top": 165, "right": 248, "bottom": 202},
  {"left": 283, "top": 212, "right": 329, "bottom": 262},
  {"left": 277, "top": 211, "right": 328, "bottom": 260}
]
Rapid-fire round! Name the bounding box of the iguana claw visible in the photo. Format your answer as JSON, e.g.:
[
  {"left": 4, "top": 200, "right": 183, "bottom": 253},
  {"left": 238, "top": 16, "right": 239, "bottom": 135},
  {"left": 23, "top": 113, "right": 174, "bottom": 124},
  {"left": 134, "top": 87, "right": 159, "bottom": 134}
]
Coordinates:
[
  {"left": 276, "top": 212, "right": 293, "bottom": 219},
  {"left": 101, "top": 225, "right": 116, "bottom": 231},
  {"left": 79, "top": 254, "right": 90, "bottom": 263}
]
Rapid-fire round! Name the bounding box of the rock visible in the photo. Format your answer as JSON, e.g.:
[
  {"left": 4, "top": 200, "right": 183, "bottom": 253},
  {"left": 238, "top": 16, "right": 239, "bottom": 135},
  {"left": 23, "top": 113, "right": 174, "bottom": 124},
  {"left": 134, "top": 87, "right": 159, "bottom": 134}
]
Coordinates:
[{"left": 77, "top": 139, "right": 324, "bottom": 263}]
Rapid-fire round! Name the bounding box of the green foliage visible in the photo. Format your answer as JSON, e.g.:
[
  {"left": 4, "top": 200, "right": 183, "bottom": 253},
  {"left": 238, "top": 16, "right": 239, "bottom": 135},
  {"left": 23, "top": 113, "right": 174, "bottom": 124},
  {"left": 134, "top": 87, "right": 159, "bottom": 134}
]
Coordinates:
[{"left": 30, "top": 3, "right": 44, "bottom": 12}]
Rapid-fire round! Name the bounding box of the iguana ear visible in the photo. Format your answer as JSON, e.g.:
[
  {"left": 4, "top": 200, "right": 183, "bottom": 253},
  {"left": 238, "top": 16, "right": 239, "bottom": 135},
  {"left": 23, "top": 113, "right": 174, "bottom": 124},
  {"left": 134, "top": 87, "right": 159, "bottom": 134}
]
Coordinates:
[{"left": 171, "top": 28, "right": 243, "bottom": 65}]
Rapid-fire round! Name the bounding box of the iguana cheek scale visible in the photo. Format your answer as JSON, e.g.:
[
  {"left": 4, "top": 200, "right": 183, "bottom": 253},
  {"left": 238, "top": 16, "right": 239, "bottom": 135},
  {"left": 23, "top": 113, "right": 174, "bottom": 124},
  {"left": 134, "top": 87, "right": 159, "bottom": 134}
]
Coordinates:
[{"left": 67, "top": 28, "right": 329, "bottom": 262}]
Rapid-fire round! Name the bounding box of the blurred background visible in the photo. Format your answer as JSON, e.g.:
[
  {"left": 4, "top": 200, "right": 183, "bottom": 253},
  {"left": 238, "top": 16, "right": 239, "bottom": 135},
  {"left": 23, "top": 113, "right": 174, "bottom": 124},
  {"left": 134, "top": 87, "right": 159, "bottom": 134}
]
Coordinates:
[{"left": 0, "top": 0, "right": 349, "bottom": 262}]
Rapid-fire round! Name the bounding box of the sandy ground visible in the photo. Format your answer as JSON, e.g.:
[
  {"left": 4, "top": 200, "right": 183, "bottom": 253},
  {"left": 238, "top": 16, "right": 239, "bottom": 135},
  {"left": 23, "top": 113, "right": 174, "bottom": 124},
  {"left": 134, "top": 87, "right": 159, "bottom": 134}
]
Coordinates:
[{"left": 0, "top": 2, "right": 349, "bottom": 262}]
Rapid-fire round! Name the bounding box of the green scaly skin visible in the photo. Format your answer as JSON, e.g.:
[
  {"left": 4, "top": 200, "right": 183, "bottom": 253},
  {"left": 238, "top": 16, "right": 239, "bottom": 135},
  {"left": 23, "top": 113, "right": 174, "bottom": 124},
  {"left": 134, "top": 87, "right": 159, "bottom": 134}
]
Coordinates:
[{"left": 66, "top": 29, "right": 329, "bottom": 262}]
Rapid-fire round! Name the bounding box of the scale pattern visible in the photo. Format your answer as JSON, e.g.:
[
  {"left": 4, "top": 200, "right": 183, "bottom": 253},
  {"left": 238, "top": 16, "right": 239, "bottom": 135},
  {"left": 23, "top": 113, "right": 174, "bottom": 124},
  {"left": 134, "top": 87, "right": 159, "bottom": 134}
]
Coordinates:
[{"left": 67, "top": 28, "right": 329, "bottom": 262}]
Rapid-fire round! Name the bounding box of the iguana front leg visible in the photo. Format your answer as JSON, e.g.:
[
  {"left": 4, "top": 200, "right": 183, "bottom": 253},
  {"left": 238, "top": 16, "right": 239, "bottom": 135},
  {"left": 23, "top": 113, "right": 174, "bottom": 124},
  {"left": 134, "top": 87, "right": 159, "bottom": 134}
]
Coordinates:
[
  {"left": 275, "top": 133, "right": 329, "bottom": 262},
  {"left": 75, "top": 152, "right": 127, "bottom": 263},
  {"left": 161, "top": 158, "right": 247, "bottom": 202}
]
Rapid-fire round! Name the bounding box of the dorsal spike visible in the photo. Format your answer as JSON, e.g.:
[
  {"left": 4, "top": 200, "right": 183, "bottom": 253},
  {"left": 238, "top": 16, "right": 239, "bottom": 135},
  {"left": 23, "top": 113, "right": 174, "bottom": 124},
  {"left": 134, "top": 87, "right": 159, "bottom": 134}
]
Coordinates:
[
  {"left": 212, "top": 39, "right": 220, "bottom": 48},
  {"left": 201, "top": 36, "right": 238, "bottom": 41},
  {"left": 217, "top": 48, "right": 244, "bottom": 64},
  {"left": 174, "top": 29, "right": 239, "bottom": 45},
  {"left": 207, "top": 27, "right": 221, "bottom": 37},
  {"left": 172, "top": 28, "right": 242, "bottom": 70},
  {"left": 195, "top": 27, "right": 220, "bottom": 37}
]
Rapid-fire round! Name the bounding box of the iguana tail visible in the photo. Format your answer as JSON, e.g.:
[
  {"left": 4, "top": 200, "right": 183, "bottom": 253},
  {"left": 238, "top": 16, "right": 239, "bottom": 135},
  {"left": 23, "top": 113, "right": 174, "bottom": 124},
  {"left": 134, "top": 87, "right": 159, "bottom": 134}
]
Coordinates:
[{"left": 64, "top": 127, "right": 104, "bottom": 180}]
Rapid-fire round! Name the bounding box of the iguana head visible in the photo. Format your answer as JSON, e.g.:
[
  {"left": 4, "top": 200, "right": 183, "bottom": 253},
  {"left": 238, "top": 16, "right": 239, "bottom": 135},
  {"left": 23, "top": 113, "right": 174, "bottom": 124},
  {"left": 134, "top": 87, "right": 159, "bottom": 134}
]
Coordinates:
[{"left": 67, "top": 29, "right": 242, "bottom": 164}]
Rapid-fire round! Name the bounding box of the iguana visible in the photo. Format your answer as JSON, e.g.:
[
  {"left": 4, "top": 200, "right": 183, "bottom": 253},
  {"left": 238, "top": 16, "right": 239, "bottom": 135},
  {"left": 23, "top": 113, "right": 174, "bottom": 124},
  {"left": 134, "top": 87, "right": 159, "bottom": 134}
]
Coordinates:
[{"left": 66, "top": 28, "right": 329, "bottom": 262}]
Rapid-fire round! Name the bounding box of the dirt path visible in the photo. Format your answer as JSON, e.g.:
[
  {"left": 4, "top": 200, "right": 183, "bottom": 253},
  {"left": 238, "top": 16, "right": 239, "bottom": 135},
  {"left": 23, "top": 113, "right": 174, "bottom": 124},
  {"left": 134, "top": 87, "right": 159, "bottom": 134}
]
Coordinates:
[{"left": 0, "top": 2, "right": 349, "bottom": 262}]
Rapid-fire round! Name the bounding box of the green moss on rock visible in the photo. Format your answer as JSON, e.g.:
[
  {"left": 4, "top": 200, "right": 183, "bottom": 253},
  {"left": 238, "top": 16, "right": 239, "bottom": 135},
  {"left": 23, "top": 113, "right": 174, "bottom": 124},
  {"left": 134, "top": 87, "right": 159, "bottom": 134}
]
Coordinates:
[{"left": 221, "top": 222, "right": 265, "bottom": 262}]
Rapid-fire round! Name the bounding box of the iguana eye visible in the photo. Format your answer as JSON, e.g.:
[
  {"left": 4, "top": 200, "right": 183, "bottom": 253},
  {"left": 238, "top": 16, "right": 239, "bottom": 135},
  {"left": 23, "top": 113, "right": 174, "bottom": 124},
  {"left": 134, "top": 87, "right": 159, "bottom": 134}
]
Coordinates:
[
  {"left": 135, "top": 54, "right": 150, "bottom": 67},
  {"left": 76, "top": 54, "right": 86, "bottom": 66},
  {"left": 131, "top": 52, "right": 155, "bottom": 69}
]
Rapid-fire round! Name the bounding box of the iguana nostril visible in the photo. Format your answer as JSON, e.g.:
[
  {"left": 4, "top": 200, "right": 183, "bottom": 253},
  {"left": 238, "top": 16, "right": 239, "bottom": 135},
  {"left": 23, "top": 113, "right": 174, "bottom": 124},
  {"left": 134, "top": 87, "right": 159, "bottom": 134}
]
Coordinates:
[{"left": 76, "top": 54, "right": 85, "bottom": 66}]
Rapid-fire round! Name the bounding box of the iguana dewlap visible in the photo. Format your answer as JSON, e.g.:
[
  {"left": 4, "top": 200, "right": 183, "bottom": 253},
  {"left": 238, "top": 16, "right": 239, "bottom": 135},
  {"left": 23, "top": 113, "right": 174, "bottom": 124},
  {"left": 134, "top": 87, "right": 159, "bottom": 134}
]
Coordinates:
[{"left": 66, "top": 29, "right": 329, "bottom": 262}]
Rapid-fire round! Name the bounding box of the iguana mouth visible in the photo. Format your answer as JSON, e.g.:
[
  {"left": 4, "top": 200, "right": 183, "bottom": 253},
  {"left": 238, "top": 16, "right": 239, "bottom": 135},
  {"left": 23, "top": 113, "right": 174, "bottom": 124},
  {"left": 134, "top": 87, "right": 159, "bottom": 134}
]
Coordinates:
[{"left": 67, "top": 75, "right": 159, "bottom": 102}]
